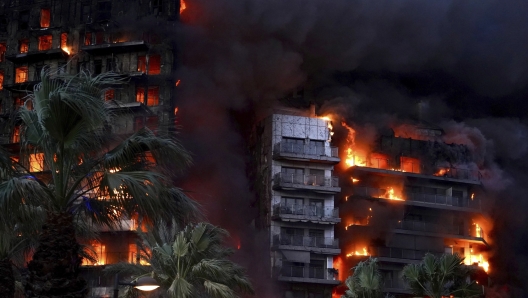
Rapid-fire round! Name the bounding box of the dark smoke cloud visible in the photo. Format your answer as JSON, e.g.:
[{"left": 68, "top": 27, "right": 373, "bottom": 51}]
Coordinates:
[{"left": 171, "top": 0, "right": 528, "bottom": 294}]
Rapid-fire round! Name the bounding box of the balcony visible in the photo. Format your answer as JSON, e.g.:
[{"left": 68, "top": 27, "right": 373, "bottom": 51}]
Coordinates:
[
  {"left": 6, "top": 48, "right": 68, "bottom": 64},
  {"left": 273, "top": 173, "right": 340, "bottom": 193},
  {"left": 351, "top": 159, "right": 481, "bottom": 183},
  {"left": 278, "top": 265, "right": 340, "bottom": 285},
  {"left": 352, "top": 186, "right": 481, "bottom": 211},
  {"left": 273, "top": 141, "right": 339, "bottom": 164},
  {"left": 272, "top": 234, "right": 340, "bottom": 255},
  {"left": 394, "top": 220, "right": 487, "bottom": 243},
  {"left": 97, "top": 219, "right": 138, "bottom": 232},
  {"left": 272, "top": 203, "right": 340, "bottom": 224},
  {"left": 81, "top": 41, "right": 148, "bottom": 55},
  {"left": 370, "top": 246, "right": 443, "bottom": 262}
]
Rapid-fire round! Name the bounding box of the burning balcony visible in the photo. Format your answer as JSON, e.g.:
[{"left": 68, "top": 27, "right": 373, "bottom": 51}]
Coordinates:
[
  {"left": 352, "top": 186, "right": 481, "bottom": 211},
  {"left": 272, "top": 203, "right": 340, "bottom": 224},
  {"left": 394, "top": 220, "right": 487, "bottom": 243},
  {"left": 277, "top": 264, "right": 340, "bottom": 285},
  {"left": 272, "top": 234, "right": 340, "bottom": 255},
  {"left": 273, "top": 173, "right": 340, "bottom": 193},
  {"left": 273, "top": 140, "right": 339, "bottom": 164},
  {"left": 433, "top": 166, "right": 481, "bottom": 182}
]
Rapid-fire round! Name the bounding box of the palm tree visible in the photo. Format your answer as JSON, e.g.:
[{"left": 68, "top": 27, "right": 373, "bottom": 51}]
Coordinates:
[
  {"left": 342, "top": 257, "right": 383, "bottom": 298},
  {"left": 0, "top": 70, "right": 198, "bottom": 297},
  {"left": 106, "top": 221, "right": 254, "bottom": 298},
  {"left": 402, "top": 253, "right": 482, "bottom": 298}
]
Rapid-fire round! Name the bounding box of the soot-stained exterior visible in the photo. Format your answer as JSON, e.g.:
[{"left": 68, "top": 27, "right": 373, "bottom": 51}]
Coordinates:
[{"left": 0, "top": 0, "right": 181, "bottom": 296}]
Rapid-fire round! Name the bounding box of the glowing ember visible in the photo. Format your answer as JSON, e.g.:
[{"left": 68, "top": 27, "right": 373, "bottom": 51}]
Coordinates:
[
  {"left": 434, "top": 168, "right": 450, "bottom": 177},
  {"left": 61, "top": 47, "right": 71, "bottom": 55},
  {"left": 180, "top": 0, "right": 186, "bottom": 14},
  {"left": 471, "top": 193, "right": 475, "bottom": 200},
  {"left": 351, "top": 177, "right": 359, "bottom": 183},
  {"left": 174, "top": 107, "right": 179, "bottom": 115},
  {"left": 175, "top": 79, "right": 181, "bottom": 86}
]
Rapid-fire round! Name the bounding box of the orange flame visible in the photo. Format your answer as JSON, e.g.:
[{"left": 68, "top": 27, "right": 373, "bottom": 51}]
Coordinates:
[
  {"left": 175, "top": 79, "right": 181, "bottom": 86},
  {"left": 346, "top": 247, "right": 369, "bottom": 257},
  {"left": 342, "top": 122, "right": 366, "bottom": 167},
  {"left": 465, "top": 253, "right": 489, "bottom": 272},
  {"left": 434, "top": 168, "right": 450, "bottom": 177},
  {"left": 61, "top": 47, "right": 71, "bottom": 55},
  {"left": 180, "top": 0, "right": 187, "bottom": 14},
  {"left": 386, "top": 187, "right": 404, "bottom": 201}
]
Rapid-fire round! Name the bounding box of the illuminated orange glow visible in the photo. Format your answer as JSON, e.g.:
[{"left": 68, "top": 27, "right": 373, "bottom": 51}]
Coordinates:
[
  {"left": 386, "top": 187, "right": 404, "bottom": 201},
  {"left": 61, "top": 47, "right": 71, "bottom": 55},
  {"left": 434, "top": 167, "right": 450, "bottom": 177},
  {"left": 346, "top": 247, "right": 369, "bottom": 257},
  {"left": 333, "top": 256, "right": 344, "bottom": 281},
  {"left": 342, "top": 122, "right": 367, "bottom": 167},
  {"left": 465, "top": 253, "right": 489, "bottom": 272},
  {"left": 83, "top": 241, "right": 106, "bottom": 266},
  {"left": 180, "top": 0, "right": 186, "bottom": 14},
  {"left": 351, "top": 177, "right": 359, "bottom": 183},
  {"left": 174, "top": 107, "right": 179, "bottom": 115},
  {"left": 175, "top": 79, "right": 181, "bottom": 86},
  {"left": 29, "top": 153, "right": 44, "bottom": 172},
  {"left": 471, "top": 193, "right": 475, "bottom": 200}
]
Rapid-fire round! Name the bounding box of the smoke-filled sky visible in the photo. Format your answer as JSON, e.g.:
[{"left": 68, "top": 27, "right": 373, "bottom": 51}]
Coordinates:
[{"left": 172, "top": 0, "right": 528, "bottom": 294}]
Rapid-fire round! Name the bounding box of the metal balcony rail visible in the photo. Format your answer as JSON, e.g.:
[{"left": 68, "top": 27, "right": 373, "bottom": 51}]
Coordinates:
[
  {"left": 352, "top": 187, "right": 481, "bottom": 210},
  {"left": 275, "top": 173, "right": 339, "bottom": 188},
  {"left": 433, "top": 165, "right": 481, "bottom": 181},
  {"left": 405, "top": 191, "right": 481, "bottom": 210},
  {"left": 370, "top": 246, "right": 443, "bottom": 261},
  {"left": 280, "top": 265, "right": 329, "bottom": 280},
  {"left": 396, "top": 220, "right": 463, "bottom": 236},
  {"left": 273, "top": 203, "right": 339, "bottom": 218},
  {"left": 273, "top": 234, "right": 339, "bottom": 249},
  {"left": 274, "top": 141, "right": 339, "bottom": 158}
]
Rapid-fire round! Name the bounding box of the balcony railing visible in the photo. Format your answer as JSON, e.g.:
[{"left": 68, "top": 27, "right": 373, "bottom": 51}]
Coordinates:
[
  {"left": 274, "top": 141, "right": 338, "bottom": 158},
  {"left": 370, "top": 246, "right": 443, "bottom": 261},
  {"left": 352, "top": 186, "right": 481, "bottom": 210},
  {"left": 396, "top": 220, "right": 463, "bottom": 236},
  {"left": 405, "top": 191, "right": 481, "bottom": 210},
  {"left": 280, "top": 265, "right": 335, "bottom": 281},
  {"left": 274, "top": 173, "right": 339, "bottom": 188},
  {"left": 273, "top": 203, "right": 339, "bottom": 219},
  {"left": 273, "top": 234, "right": 339, "bottom": 249}
]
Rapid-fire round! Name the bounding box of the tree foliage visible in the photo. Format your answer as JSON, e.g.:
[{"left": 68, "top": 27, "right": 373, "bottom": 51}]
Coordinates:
[
  {"left": 402, "top": 253, "right": 482, "bottom": 298},
  {"left": 342, "top": 258, "right": 383, "bottom": 298},
  {"left": 105, "top": 221, "right": 254, "bottom": 298}
]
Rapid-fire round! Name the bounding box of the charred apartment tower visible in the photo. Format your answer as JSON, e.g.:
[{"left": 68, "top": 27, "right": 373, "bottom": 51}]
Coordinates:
[
  {"left": 341, "top": 124, "right": 489, "bottom": 295},
  {"left": 253, "top": 109, "right": 342, "bottom": 298},
  {"left": 0, "top": 0, "right": 181, "bottom": 296}
]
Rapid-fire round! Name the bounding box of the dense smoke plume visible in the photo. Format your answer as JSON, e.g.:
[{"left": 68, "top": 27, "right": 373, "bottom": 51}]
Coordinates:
[{"left": 169, "top": 0, "right": 528, "bottom": 295}]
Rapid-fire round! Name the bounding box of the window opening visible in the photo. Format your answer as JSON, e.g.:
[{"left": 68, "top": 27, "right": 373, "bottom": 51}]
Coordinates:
[
  {"left": 29, "top": 153, "right": 44, "bottom": 172},
  {"left": 38, "top": 35, "right": 53, "bottom": 51},
  {"left": 0, "top": 43, "right": 6, "bottom": 62},
  {"left": 40, "top": 8, "right": 51, "bottom": 28},
  {"left": 19, "top": 39, "right": 29, "bottom": 53},
  {"left": 15, "top": 67, "right": 29, "bottom": 83}
]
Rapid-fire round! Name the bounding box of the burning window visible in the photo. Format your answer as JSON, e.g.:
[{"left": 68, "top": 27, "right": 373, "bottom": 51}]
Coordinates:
[
  {"left": 60, "top": 33, "right": 68, "bottom": 49},
  {"left": 11, "top": 126, "right": 20, "bottom": 143},
  {"left": 400, "top": 157, "right": 420, "bottom": 173},
  {"left": 136, "top": 86, "right": 160, "bottom": 106},
  {"left": 137, "top": 55, "right": 161, "bottom": 74},
  {"left": 104, "top": 89, "right": 114, "bottom": 101},
  {"left": 84, "top": 32, "right": 92, "bottom": 46},
  {"left": 15, "top": 67, "right": 29, "bottom": 83},
  {"left": 0, "top": 43, "right": 6, "bottom": 62},
  {"left": 0, "top": 70, "right": 3, "bottom": 90},
  {"left": 82, "top": 240, "right": 106, "bottom": 266},
  {"left": 369, "top": 153, "right": 389, "bottom": 169},
  {"left": 38, "top": 35, "right": 53, "bottom": 51},
  {"left": 128, "top": 244, "right": 150, "bottom": 265},
  {"left": 19, "top": 39, "right": 29, "bottom": 53},
  {"left": 29, "top": 153, "right": 44, "bottom": 172},
  {"left": 40, "top": 8, "right": 51, "bottom": 28}
]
